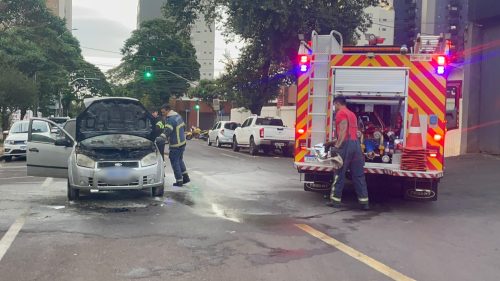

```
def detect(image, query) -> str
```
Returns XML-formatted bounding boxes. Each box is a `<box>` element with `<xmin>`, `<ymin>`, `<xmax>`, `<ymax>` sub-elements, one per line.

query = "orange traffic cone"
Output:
<box><xmin>401</xmin><ymin>108</ymin><xmax>427</xmax><ymax>171</ymax></box>
<box><xmin>405</xmin><ymin>108</ymin><xmax>423</xmax><ymax>150</ymax></box>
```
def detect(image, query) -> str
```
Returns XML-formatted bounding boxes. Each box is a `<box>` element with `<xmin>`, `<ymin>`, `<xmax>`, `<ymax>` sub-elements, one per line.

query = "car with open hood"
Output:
<box><xmin>26</xmin><ymin>97</ymin><xmax>165</xmax><ymax>200</ymax></box>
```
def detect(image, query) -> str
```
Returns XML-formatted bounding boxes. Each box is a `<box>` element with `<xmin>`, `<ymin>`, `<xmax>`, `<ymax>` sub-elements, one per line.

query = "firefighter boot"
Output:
<box><xmin>360</xmin><ymin>203</ymin><xmax>370</xmax><ymax>211</ymax></box>
<box><xmin>183</xmin><ymin>174</ymin><xmax>191</xmax><ymax>184</ymax></box>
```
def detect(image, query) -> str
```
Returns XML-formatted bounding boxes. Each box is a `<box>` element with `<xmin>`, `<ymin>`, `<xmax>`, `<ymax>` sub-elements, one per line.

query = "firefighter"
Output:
<box><xmin>324</xmin><ymin>96</ymin><xmax>370</xmax><ymax>210</ymax></box>
<box><xmin>152</xmin><ymin>110</ymin><xmax>166</xmax><ymax>160</ymax></box>
<box><xmin>160</xmin><ymin>104</ymin><xmax>190</xmax><ymax>187</ymax></box>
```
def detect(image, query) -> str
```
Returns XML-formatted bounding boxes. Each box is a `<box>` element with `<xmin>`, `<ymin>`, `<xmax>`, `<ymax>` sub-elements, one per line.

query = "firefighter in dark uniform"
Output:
<box><xmin>324</xmin><ymin>96</ymin><xmax>370</xmax><ymax>210</ymax></box>
<box><xmin>152</xmin><ymin>110</ymin><xmax>166</xmax><ymax>160</ymax></box>
<box><xmin>160</xmin><ymin>104</ymin><xmax>190</xmax><ymax>187</ymax></box>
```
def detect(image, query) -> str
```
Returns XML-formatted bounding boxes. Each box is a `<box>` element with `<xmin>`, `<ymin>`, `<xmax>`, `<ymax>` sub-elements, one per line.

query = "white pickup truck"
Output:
<box><xmin>233</xmin><ymin>116</ymin><xmax>294</xmax><ymax>156</ymax></box>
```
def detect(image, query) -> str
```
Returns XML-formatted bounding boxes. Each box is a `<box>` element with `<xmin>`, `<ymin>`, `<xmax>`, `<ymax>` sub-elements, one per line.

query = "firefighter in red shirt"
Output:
<box><xmin>325</xmin><ymin>96</ymin><xmax>370</xmax><ymax>210</ymax></box>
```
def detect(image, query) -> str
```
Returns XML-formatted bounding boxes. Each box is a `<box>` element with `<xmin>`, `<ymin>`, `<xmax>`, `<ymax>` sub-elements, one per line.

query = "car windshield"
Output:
<box><xmin>256</xmin><ymin>118</ymin><xmax>283</xmax><ymax>126</ymax></box>
<box><xmin>80</xmin><ymin>134</ymin><xmax>152</xmax><ymax>149</ymax></box>
<box><xmin>224</xmin><ymin>122</ymin><xmax>240</xmax><ymax>130</ymax></box>
<box><xmin>9</xmin><ymin>122</ymin><xmax>29</xmax><ymax>134</ymax></box>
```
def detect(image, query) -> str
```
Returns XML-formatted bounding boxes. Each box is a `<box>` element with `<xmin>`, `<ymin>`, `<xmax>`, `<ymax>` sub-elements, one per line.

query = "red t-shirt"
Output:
<box><xmin>335</xmin><ymin>107</ymin><xmax>358</xmax><ymax>140</ymax></box>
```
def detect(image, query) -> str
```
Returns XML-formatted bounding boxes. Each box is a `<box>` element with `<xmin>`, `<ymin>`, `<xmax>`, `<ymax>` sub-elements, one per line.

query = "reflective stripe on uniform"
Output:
<box><xmin>358</xmin><ymin>197</ymin><xmax>369</xmax><ymax>202</ymax></box>
<box><xmin>165</xmin><ymin>124</ymin><xmax>173</xmax><ymax>130</ymax></box>
<box><xmin>176</xmin><ymin>122</ymin><xmax>185</xmax><ymax>144</ymax></box>
<box><xmin>156</xmin><ymin>121</ymin><xmax>164</xmax><ymax>129</ymax></box>
<box><xmin>170</xmin><ymin>141</ymin><xmax>186</xmax><ymax>148</ymax></box>
<box><xmin>330</xmin><ymin>196</ymin><xmax>341</xmax><ymax>202</ymax></box>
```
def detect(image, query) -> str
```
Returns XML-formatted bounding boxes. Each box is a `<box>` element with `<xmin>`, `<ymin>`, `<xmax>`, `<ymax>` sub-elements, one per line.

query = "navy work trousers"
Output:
<box><xmin>331</xmin><ymin>139</ymin><xmax>369</xmax><ymax>204</ymax></box>
<box><xmin>169</xmin><ymin>145</ymin><xmax>187</xmax><ymax>183</ymax></box>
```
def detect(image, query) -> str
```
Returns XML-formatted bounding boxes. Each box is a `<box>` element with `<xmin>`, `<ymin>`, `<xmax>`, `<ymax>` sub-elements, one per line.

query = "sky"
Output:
<box><xmin>72</xmin><ymin>0</ymin><xmax>241</xmax><ymax>77</ymax></box>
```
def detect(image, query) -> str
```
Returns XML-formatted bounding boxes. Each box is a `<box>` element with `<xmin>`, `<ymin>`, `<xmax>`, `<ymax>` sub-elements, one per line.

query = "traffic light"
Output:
<box><xmin>144</xmin><ymin>67</ymin><xmax>153</xmax><ymax>80</ymax></box>
<box><xmin>194</xmin><ymin>104</ymin><xmax>200</xmax><ymax>111</ymax></box>
<box><xmin>448</xmin><ymin>0</ymin><xmax>461</xmax><ymax>61</ymax></box>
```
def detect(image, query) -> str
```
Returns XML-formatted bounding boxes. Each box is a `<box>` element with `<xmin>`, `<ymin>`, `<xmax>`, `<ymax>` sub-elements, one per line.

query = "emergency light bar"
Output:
<box><xmin>436</xmin><ymin>55</ymin><xmax>447</xmax><ymax>75</ymax></box>
<box><xmin>298</xmin><ymin>55</ymin><xmax>309</xmax><ymax>73</ymax></box>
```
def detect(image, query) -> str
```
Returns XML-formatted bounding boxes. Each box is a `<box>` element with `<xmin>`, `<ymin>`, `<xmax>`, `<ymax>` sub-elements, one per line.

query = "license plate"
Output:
<box><xmin>304</xmin><ymin>155</ymin><xmax>317</xmax><ymax>163</ymax></box>
<box><xmin>20</xmin><ymin>146</ymin><xmax>26</xmax><ymax>150</ymax></box>
<box><xmin>275</xmin><ymin>142</ymin><xmax>285</xmax><ymax>147</ymax></box>
<box><xmin>106</xmin><ymin>168</ymin><xmax>129</xmax><ymax>179</ymax></box>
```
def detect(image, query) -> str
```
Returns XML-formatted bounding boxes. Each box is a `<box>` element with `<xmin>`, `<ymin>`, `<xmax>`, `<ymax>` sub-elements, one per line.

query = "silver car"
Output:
<box><xmin>26</xmin><ymin>97</ymin><xmax>165</xmax><ymax>200</ymax></box>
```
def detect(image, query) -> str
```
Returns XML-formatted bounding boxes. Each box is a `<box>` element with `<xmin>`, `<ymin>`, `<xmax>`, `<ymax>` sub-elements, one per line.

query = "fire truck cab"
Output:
<box><xmin>294</xmin><ymin>31</ymin><xmax>449</xmax><ymax>201</ymax></box>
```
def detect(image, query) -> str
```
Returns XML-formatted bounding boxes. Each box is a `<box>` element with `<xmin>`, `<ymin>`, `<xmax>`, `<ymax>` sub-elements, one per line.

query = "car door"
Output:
<box><xmin>239</xmin><ymin>118</ymin><xmax>252</xmax><ymax>145</ymax></box>
<box><xmin>209</xmin><ymin>122</ymin><xmax>219</xmax><ymax>142</ymax></box>
<box><xmin>27</xmin><ymin>118</ymin><xmax>74</xmax><ymax>178</ymax></box>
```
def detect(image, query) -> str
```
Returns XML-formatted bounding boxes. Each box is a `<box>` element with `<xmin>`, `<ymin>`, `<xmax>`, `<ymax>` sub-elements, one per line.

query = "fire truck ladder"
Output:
<box><xmin>307</xmin><ymin>31</ymin><xmax>343</xmax><ymax>147</ymax></box>
<box><xmin>414</xmin><ymin>33</ymin><xmax>445</xmax><ymax>54</ymax></box>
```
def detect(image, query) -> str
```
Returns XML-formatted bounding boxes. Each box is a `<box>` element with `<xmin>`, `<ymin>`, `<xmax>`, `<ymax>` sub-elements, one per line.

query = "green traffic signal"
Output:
<box><xmin>194</xmin><ymin>104</ymin><xmax>200</xmax><ymax>111</ymax></box>
<box><xmin>144</xmin><ymin>67</ymin><xmax>153</xmax><ymax>80</ymax></box>
<box><xmin>151</xmin><ymin>56</ymin><xmax>157</xmax><ymax>62</ymax></box>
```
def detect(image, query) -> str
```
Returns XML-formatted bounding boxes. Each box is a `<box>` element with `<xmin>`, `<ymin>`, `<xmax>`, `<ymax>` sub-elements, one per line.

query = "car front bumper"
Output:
<box><xmin>3</xmin><ymin>144</ymin><xmax>27</xmax><ymax>157</ymax></box>
<box><xmin>70</xmin><ymin>163</ymin><xmax>164</xmax><ymax>190</ymax></box>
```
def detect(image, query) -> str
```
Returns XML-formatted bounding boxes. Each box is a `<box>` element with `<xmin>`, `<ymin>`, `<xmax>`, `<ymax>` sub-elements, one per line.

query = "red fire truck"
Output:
<box><xmin>294</xmin><ymin>31</ymin><xmax>450</xmax><ymax>201</ymax></box>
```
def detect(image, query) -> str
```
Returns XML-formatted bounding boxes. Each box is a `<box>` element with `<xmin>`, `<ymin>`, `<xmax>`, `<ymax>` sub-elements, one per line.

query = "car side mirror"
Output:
<box><xmin>2</xmin><ymin>130</ymin><xmax>8</xmax><ymax>135</ymax></box>
<box><xmin>54</xmin><ymin>137</ymin><xmax>72</xmax><ymax>147</ymax></box>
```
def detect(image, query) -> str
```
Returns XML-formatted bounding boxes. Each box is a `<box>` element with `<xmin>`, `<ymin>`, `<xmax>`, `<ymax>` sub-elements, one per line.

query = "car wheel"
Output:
<box><xmin>67</xmin><ymin>180</ymin><xmax>80</xmax><ymax>201</ymax></box>
<box><xmin>152</xmin><ymin>186</ymin><xmax>164</xmax><ymax>197</ymax></box>
<box><xmin>216</xmin><ymin>137</ymin><xmax>222</xmax><ymax>148</ymax></box>
<box><xmin>233</xmin><ymin>136</ymin><xmax>240</xmax><ymax>152</ymax></box>
<box><xmin>207</xmin><ymin>137</ymin><xmax>212</xmax><ymax>146</ymax></box>
<box><xmin>4</xmin><ymin>156</ymin><xmax>12</xmax><ymax>162</ymax></box>
<box><xmin>249</xmin><ymin>137</ymin><xmax>258</xmax><ymax>156</ymax></box>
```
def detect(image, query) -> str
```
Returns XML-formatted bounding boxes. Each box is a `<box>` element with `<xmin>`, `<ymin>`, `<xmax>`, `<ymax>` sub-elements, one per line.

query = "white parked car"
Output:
<box><xmin>233</xmin><ymin>116</ymin><xmax>295</xmax><ymax>156</ymax></box>
<box><xmin>3</xmin><ymin>120</ymin><xmax>56</xmax><ymax>162</ymax></box>
<box><xmin>26</xmin><ymin>97</ymin><xmax>165</xmax><ymax>200</ymax></box>
<box><xmin>207</xmin><ymin>121</ymin><xmax>240</xmax><ymax>147</ymax></box>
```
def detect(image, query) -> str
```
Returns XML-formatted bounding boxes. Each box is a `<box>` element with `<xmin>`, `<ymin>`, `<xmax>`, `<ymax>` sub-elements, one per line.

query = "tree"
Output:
<box><xmin>164</xmin><ymin>0</ymin><xmax>378</xmax><ymax>114</ymax></box>
<box><xmin>0</xmin><ymin>65</ymin><xmax>37</xmax><ymax>131</ymax></box>
<box><xmin>109</xmin><ymin>19</ymin><xmax>200</xmax><ymax>106</ymax></box>
<box><xmin>188</xmin><ymin>79</ymin><xmax>225</xmax><ymax>109</ymax></box>
<box><xmin>0</xmin><ymin>0</ymin><xmax>110</xmax><ymax>116</ymax></box>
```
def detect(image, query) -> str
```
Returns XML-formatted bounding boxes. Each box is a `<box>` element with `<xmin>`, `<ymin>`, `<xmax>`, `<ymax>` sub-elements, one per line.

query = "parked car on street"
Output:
<box><xmin>26</xmin><ymin>97</ymin><xmax>165</xmax><ymax>200</ymax></box>
<box><xmin>207</xmin><ymin>121</ymin><xmax>240</xmax><ymax>147</ymax></box>
<box><xmin>233</xmin><ymin>116</ymin><xmax>294</xmax><ymax>156</ymax></box>
<box><xmin>3</xmin><ymin>120</ymin><xmax>56</xmax><ymax>162</ymax></box>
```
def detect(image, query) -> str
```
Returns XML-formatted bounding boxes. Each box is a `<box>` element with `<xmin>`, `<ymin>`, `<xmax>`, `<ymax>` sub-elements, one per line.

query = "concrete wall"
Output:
<box><xmin>461</xmin><ymin>2</ymin><xmax>500</xmax><ymax>154</ymax></box>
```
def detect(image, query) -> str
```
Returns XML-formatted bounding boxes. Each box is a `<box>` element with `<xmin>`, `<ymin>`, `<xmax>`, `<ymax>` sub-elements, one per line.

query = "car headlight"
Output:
<box><xmin>5</xmin><ymin>140</ymin><xmax>14</xmax><ymax>145</ymax></box>
<box><xmin>141</xmin><ymin>152</ymin><xmax>157</xmax><ymax>167</ymax></box>
<box><xmin>76</xmin><ymin>154</ymin><xmax>95</xmax><ymax>168</ymax></box>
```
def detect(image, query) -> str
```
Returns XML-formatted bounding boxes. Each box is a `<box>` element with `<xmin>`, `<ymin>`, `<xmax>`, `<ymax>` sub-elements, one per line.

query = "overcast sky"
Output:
<box><xmin>72</xmin><ymin>0</ymin><xmax>241</xmax><ymax>77</ymax></box>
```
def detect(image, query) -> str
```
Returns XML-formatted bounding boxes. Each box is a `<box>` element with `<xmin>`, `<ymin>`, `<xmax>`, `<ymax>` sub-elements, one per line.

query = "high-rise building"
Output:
<box><xmin>137</xmin><ymin>0</ymin><xmax>216</xmax><ymax>80</ymax></box>
<box><xmin>45</xmin><ymin>0</ymin><xmax>72</xmax><ymax>30</ymax></box>
<box><xmin>357</xmin><ymin>0</ymin><xmax>395</xmax><ymax>46</ymax></box>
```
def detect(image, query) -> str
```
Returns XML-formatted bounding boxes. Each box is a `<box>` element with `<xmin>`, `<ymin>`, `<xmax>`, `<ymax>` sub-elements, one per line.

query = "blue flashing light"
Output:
<box><xmin>300</xmin><ymin>65</ymin><xmax>308</xmax><ymax>72</ymax></box>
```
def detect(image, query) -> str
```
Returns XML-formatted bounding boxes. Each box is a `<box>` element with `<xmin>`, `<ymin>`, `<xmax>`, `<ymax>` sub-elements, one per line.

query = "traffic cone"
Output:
<box><xmin>405</xmin><ymin>108</ymin><xmax>423</xmax><ymax>150</ymax></box>
<box><xmin>401</xmin><ymin>108</ymin><xmax>427</xmax><ymax>171</ymax></box>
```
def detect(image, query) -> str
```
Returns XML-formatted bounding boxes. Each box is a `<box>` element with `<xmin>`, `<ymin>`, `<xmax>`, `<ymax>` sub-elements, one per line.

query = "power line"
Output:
<box><xmin>81</xmin><ymin>46</ymin><xmax>216</xmax><ymax>60</ymax></box>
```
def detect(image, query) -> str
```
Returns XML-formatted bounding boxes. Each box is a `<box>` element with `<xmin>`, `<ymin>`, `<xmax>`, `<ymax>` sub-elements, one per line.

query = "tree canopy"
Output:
<box><xmin>109</xmin><ymin>19</ymin><xmax>200</xmax><ymax>109</ymax></box>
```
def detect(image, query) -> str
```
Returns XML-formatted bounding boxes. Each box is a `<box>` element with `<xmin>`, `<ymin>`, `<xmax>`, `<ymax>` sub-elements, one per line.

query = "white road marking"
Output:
<box><xmin>41</xmin><ymin>177</ymin><xmax>53</xmax><ymax>188</ymax></box>
<box><xmin>0</xmin><ymin>176</ymin><xmax>34</xmax><ymax>180</ymax></box>
<box><xmin>221</xmin><ymin>153</ymin><xmax>241</xmax><ymax>160</ymax></box>
<box><xmin>211</xmin><ymin>203</ymin><xmax>241</xmax><ymax>223</ymax></box>
<box><xmin>0</xmin><ymin>209</ymin><xmax>29</xmax><ymax>262</ymax></box>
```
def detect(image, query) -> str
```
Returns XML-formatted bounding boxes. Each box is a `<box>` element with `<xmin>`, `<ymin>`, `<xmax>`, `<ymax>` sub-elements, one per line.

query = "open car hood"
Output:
<box><xmin>76</xmin><ymin>97</ymin><xmax>155</xmax><ymax>142</ymax></box>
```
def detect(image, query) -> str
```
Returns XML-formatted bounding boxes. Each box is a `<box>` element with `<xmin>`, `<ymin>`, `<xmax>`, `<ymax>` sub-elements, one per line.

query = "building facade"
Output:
<box><xmin>137</xmin><ymin>0</ymin><xmax>216</xmax><ymax>80</ymax></box>
<box><xmin>357</xmin><ymin>0</ymin><xmax>395</xmax><ymax>46</ymax></box>
<box><xmin>461</xmin><ymin>0</ymin><xmax>500</xmax><ymax>154</ymax></box>
<box><xmin>45</xmin><ymin>0</ymin><xmax>72</xmax><ymax>30</ymax></box>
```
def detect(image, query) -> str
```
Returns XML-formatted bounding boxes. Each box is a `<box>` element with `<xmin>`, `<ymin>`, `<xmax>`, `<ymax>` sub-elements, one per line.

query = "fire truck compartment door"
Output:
<box><xmin>333</xmin><ymin>67</ymin><xmax>408</xmax><ymax>97</ymax></box>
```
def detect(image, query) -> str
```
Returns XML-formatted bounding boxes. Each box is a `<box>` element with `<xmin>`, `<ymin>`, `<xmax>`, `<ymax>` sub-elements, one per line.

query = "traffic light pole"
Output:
<box><xmin>197</xmin><ymin>109</ymin><xmax>200</xmax><ymax>128</ymax></box>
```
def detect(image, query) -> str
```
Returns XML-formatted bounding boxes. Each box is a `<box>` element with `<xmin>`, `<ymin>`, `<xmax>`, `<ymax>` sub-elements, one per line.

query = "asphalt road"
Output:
<box><xmin>0</xmin><ymin>141</ymin><xmax>499</xmax><ymax>281</ymax></box>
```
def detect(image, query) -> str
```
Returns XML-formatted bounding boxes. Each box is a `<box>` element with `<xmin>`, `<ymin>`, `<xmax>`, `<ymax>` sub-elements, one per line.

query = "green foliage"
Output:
<box><xmin>0</xmin><ymin>0</ymin><xmax>111</xmax><ymax>117</ymax></box>
<box><xmin>188</xmin><ymin>79</ymin><xmax>225</xmax><ymax>109</ymax></box>
<box><xmin>164</xmin><ymin>0</ymin><xmax>378</xmax><ymax>114</ymax></box>
<box><xmin>109</xmin><ymin>19</ymin><xmax>200</xmax><ymax>105</ymax></box>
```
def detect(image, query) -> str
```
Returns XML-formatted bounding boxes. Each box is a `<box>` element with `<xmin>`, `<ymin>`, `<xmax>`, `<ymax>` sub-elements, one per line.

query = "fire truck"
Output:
<box><xmin>294</xmin><ymin>31</ymin><xmax>450</xmax><ymax>201</ymax></box>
